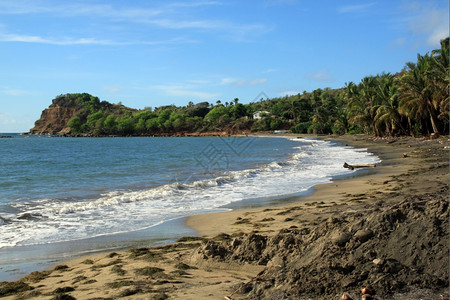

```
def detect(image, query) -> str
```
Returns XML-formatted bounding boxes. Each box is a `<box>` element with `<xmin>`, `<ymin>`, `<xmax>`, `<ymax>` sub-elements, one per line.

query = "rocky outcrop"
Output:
<box><xmin>29</xmin><ymin>104</ymin><xmax>77</xmax><ymax>135</ymax></box>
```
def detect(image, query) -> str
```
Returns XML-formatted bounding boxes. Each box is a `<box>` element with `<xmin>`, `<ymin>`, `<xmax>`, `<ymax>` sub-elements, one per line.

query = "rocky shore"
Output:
<box><xmin>0</xmin><ymin>135</ymin><xmax>448</xmax><ymax>300</ymax></box>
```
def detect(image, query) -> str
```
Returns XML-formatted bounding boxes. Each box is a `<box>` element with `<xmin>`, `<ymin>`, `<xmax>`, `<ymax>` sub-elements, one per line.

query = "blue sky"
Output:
<box><xmin>0</xmin><ymin>0</ymin><xmax>448</xmax><ymax>132</ymax></box>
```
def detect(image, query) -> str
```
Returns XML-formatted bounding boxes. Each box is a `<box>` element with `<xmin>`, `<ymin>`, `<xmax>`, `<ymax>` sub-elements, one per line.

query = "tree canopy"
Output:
<box><xmin>61</xmin><ymin>38</ymin><xmax>448</xmax><ymax>137</ymax></box>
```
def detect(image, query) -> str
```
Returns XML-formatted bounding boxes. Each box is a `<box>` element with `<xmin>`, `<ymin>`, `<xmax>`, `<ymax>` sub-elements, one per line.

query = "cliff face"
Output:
<box><xmin>29</xmin><ymin>104</ymin><xmax>78</xmax><ymax>135</ymax></box>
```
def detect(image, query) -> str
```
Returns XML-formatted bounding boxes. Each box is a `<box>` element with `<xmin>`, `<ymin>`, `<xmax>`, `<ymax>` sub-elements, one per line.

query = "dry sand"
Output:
<box><xmin>0</xmin><ymin>134</ymin><xmax>448</xmax><ymax>300</ymax></box>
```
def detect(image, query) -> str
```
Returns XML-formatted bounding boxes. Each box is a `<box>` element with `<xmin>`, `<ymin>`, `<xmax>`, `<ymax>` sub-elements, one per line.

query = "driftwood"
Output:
<box><xmin>343</xmin><ymin>162</ymin><xmax>377</xmax><ymax>170</ymax></box>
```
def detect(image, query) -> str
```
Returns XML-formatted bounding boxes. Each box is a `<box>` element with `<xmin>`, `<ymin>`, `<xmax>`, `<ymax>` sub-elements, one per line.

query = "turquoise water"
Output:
<box><xmin>0</xmin><ymin>134</ymin><xmax>380</xmax><ymax>280</ymax></box>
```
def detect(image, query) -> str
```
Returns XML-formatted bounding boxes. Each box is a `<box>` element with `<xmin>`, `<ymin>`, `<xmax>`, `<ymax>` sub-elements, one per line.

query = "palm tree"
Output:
<box><xmin>399</xmin><ymin>54</ymin><xmax>440</xmax><ymax>135</ymax></box>
<box><xmin>429</xmin><ymin>37</ymin><xmax>449</xmax><ymax>128</ymax></box>
<box><xmin>373</xmin><ymin>74</ymin><xmax>403</xmax><ymax>136</ymax></box>
<box><xmin>346</xmin><ymin>77</ymin><xmax>381</xmax><ymax>135</ymax></box>
<box><xmin>346</xmin><ymin>82</ymin><xmax>370</xmax><ymax>133</ymax></box>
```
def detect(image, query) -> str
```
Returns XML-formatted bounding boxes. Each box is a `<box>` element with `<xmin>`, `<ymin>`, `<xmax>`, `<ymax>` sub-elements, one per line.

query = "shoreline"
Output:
<box><xmin>1</xmin><ymin>134</ymin><xmax>448</xmax><ymax>299</ymax></box>
<box><xmin>184</xmin><ymin>134</ymin><xmax>406</xmax><ymax>238</ymax></box>
<box><xmin>0</xmin><ymin>134</ymin><xmax>371</xmax><ymax>281</ymax></box>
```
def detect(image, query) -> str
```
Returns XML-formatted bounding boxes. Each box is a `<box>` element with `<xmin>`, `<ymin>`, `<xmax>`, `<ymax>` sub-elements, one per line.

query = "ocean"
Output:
<box><xmin>0</xmin><ymin>134</ymin><xmax>380</xmax><ymax>280</ymax></box>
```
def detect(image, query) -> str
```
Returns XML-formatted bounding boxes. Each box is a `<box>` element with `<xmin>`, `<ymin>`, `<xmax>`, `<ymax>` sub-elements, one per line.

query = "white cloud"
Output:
<box><xmin>152</xmin><ymin>84</ymin><xmax>219</xmax><ymax>100</ymax></box>
<box><xmin>221</xmin><ymin>77</ymin><xmax>268</xmax><ymax>87</ymax></box>
<box><xmin>233</xmin><ymin>79</ymin><xmax>247</xmax><ymax>86</ymax></box>
<box><xmin>399</xmin><ymin>2</ymin><xmax>449</xmax><ymax>47</ymax></box>
<box><xmin>411</xmin><ymin>9</ymin><xmax>448</xmax><ymax>47</ymax></box>
<box><xmin>387</xmin><ymin>37</ymin><xmax>406</xmax><ymax>49</ymax></box>
<box><xmin>0</xmin><ymin>31</ymin><xmax>197</xmax><ymax>46</ymax></box>
<box><xmin>102</xmin><ymin>86</ymin><xmax>121</xmax><ymax>93</ymax></box>
<box><xmin>0</xmin><ymin>85</ymin><xmax>32</xmax><ymax>96</ymax></box>
<box><xmin>264</xmin><ymin>0</ymin><xmax>298</xmax><ymax>6</ymax></box>
<box><xmin>338</xmin><ymin>3</ymin><xmax>376</xmax><ymax>14</ymax></box>
<box><xmin>249</xmin><ymin>78</ymin><xmax>268</xmax><ymax>85</ymax></box>
<box><xmin>0</xmin><ymin>1</ymin><xmax>269</xmax><ymax>42</ymax></box>
<box><xmin>304</xmin><ymin>69</ymin><xmax>334</xmax><ymax>82</ymax></box>
<box><xmin>0</xmin><ymin>113</ymin><xmax>34</xmax><ymax>133</ymax></box>
<box><xmin>279</xmin><ymin>90</ymin><xmax>300</xmax><ymax>97</ymax></box>
<box><xmin>262</xmin><ymin>68</ymin><xmax>278</xmax><ymax>74</ymax></box>
<box><xmin>220</xmin><ymin>77</ymin><xmax>236</xmax><ymax>85</ymax></box>
<box><xmin>0</xmin><ymin>33</ymin><xmax>117</xmax><ymax>45</ymax></box>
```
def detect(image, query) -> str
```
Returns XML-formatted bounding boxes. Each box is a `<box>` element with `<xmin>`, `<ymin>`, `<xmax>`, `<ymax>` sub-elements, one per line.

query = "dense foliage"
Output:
<box><xmin>64</xmin><ymin>38</ymin><xmax>448</xmax><ymax>137</ymax></box>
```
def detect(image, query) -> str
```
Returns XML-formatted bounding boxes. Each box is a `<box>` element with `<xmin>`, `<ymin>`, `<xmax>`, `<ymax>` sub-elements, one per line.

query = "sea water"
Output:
<box><xmin>0</xmin><ymin>134</ymin><xmax>380</xmax><ymax>279</ymax></box>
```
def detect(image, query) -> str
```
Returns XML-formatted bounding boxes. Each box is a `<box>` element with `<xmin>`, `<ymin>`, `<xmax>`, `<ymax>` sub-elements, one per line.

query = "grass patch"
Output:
<box><xmin>82</xmin><ymin>259</ymin><xmax>94</xmax><ymax>264</ymax></box>
<box><xmin>111</xmin><ymin>265</ymin><xmax>126</xmax><ymax>276</ymax></box>
<box><xmin>83</xmin><ymin>279</ymin><xmax>97</xmax><ymax>284</ymax></box>
<box><xmin>90</xmin><ymin>259</ymin><xmax>122</xmax><ymax>271</ymax></box>
<box><xmin>151</xmin><ymin>293</ymin><xmax>169</xmax><ymax>300</ymax></box>
<box><xmin>128</xmin><ymin>247</ymin><xmax>151</xmax><ymax>258</ymax></box>
<box><xmin>52</xmin><ymin>286</ymin><xmax>75</xmax><ymax>294</ymax></box>
<box><xmin>23</xmin><ymin>270</ymin><xmax>53</xmax><ymax>283</ymax></box>
<box><xmin>106</xmin><ymin>280</ymin><xmax>135</xmax><ymax>289</ymax></box>
<box><xmin>50</xmin><ymin>294</ymin><xmax>76</xmax><ymax>300</ymax></box>
<box><xmin>107</xmin><ymin>252</ymin><xmax>119</xmax><ymax>258</ymax></box>
<box><xmin>177</xmin><ymin>236</ymin><xmax>206</xmax><ymax>242</ymax></box>
<box><xmin>0</xmin><ymin>281</ymin><xmax>33</xmax><ymax>296</ymax></box>
<box><xmin>128</xmin><ymin>247</ymin><xmax>164</xmax><ymax>261</ymax></box>
<box><xmin>174</xmin><ymin>262</ymin><xmax>196</xmax><ymax>270</ymax></box>
<box><xmin>260</xmin><ymin>217</ymin><xmax>275</xmax><ymax>222</ymax></box>
<box><xmin>53</xmin><ymin>265</ymin><xmax>70</xmax><ymax>271</ymax></box>
<box><xmin>135</xmin><ymin>267</ymin><xmax>167</xmax><ymax>279</ymax></box>
<box><xmin>119</xmin><ymin>288</ymin><xmax>141</xmax><ymax>297</ymax></box>
<box><xmin>170</xmin><ymin>270</ymin><xmax>191</xmax><ymax>277</ymax></box>
<box><xmin>233</xmin><ymin>218</ymin><xmax>250</xmax><ymax>225</ymax></box>
<box><xmin>72</xmin><ymin>276</ymin><xmax>87</xmax><ymax>284</ymax></box>
<box><xmin>155</xmin><ymin>243</ymin><xmax>201</xmax><ymax>252</ymax></box>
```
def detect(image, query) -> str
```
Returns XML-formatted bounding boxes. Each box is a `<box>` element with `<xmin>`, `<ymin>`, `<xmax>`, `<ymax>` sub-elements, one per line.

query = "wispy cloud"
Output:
<box><xmin>0</xmin><ymin>33</ymin><xmax>116</xmax><ymax>45</ymax></box>
<box><xmin>249</xmin><ymin>78</ymin><xmax>268</xmax><ymax>85</ymax></box>
<box><xmin>264</xmin><ymin>0</ymin><xmax>299</xmax><ymax>7</ymax></box>
<box><xmin>279</xmin><ymin>90</ymin><xmax>300</xmax><ymax>97</ymax></box>
<box><xmin>409</xmin><ymin>7</ymin><xmax>449</xmax><ymax>46</ymax></box>
<box><xmin>387</xmin><ymin>37</ymin><xmax>406</xmax><ymax>49</ymax></box>
<box><xmin>233</xmin><ymin>79</ymin><xmax>247</xmax><ymax>87</ymax></box>
<box><xmin>152</xmin><ymin>84</ymin><xmax>219</xmax><ymax>100</ymax></box>
<box><xmin>338</xmin><ymin>3</ymin><xmax>376</xmax><ymax>14</ymax></box>
<box><xmin>0</xmin><ymin>1</ymin><xmax>269</xmax><ymax>42</ymax></box>
<box><xmin>391</xmin><ymin>2</ymin><xmax>449</xmax><ymax>48</ymax></box>
<box><xmin>221</xmin><ymin>77</ymin><xmax>268</xmax><ymax>87</ymax></box>
<box><xmin>262</xmin><ymin>68</ymin><xmax>278</xmax><ymax>74</ymax></box>
<box><xmin>0</xmin><ymin>85</ymin><xmax>32</xmax><ymax>96</ymax></box>
<box><xmin>102</xmin><ymin>85</ymin><xmax>122</xmax><ymax>93</ymax></box>
<box><xmin>0</xmin><ymin>31</ymin><xmax>196</xmax><ymax>46</ymax></box>
<box><xmin>304</xmin><ymin>69</ymin><xmax>334</xmax><ymax>82</ymax></box>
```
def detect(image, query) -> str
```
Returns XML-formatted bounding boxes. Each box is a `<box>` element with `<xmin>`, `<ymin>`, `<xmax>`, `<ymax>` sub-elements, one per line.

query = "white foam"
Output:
<box><xmin>0</xmin><ymin>138</ymin><xmax>380</xmax><ymax>249</ymax></box>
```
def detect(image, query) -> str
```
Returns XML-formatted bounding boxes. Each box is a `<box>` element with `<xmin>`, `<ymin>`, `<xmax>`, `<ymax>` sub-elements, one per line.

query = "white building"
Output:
<box><xmin>253</xmin><ymin>110</ymin><xmax>270</xmax><ymax>120</ymax></box>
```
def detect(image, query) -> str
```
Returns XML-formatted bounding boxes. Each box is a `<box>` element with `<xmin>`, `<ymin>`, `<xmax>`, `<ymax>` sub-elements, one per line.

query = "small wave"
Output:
<box><xmin>0</xmin><ymin>138</ymin><xmax>381</xmax><ymax>248</ymax></box>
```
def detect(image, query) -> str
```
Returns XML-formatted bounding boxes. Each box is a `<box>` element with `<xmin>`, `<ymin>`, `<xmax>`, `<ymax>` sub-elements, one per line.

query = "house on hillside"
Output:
<box><xmin>253</xmin><ymin>110</ymin><xmax>271</xmax><ymax>120</ymax></box>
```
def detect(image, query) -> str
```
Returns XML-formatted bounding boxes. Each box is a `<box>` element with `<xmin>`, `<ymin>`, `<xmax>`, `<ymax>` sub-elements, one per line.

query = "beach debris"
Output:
<box><xmin>343</xmin><ymin>162</ymin><xmax>376</xmax><ymax>170</ymax></box>
<box><xmin>361</xmin><ymin>287</ymin><xmax>373</xmax><ymax>295</ymax></box>
<box><xmin>360</xmin><ymin>287</ymin><xmax>376</xmax><ymax>300</ymax></box>
<box><xmin>331</xmin><ymin>231</ymin><xmax>352</xmax><ymax>246</ymax></box>
<box><xmin>354</xmin><ymin>229</ymin><xmax>374</xmax><ymax>243</ymax></box>
<box><xmin>340</xmin><ymin>292</ymin><xmax>354</xmax><ymax>300</ymax></box>
<box><xmin>402</xmin><ymin>153</ymin><xmax>408</xmax><ymax>158</ymax></box>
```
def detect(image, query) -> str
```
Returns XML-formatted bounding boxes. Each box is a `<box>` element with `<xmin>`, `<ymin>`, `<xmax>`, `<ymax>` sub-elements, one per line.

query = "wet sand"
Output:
<box><xmin>1</xmin><ymin>134</ymin><xmax>448</xmax><ymax>300</ymax></box>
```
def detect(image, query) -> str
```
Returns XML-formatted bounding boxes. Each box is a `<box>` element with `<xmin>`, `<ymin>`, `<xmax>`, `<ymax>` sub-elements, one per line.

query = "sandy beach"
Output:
<box><xmin>0</xmin><ymin>134</ymin><xmax>448</xmax><ymax>300</ymax></box>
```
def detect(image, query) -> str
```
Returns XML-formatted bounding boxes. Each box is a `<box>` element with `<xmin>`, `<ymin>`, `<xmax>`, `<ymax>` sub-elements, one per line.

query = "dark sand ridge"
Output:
<box><xmin>0</xmin><ymin>134</ymin><xmax>448</xmax><ymax>300</ymax></box>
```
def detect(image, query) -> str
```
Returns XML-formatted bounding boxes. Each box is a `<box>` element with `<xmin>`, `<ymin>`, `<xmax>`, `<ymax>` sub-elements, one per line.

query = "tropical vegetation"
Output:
<box><xmin>61</xmin><ymin>38</ymin><xmax>448</xmax><ymax>137</ymax></box>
